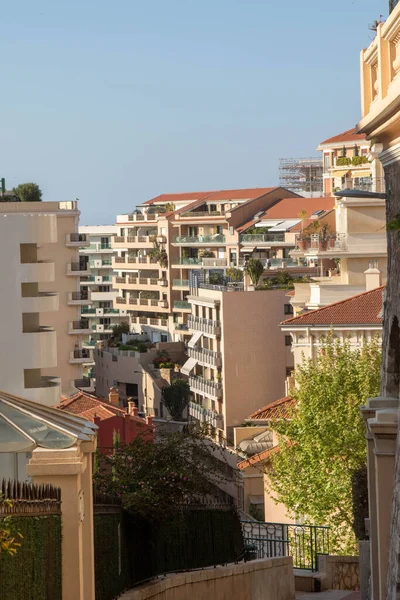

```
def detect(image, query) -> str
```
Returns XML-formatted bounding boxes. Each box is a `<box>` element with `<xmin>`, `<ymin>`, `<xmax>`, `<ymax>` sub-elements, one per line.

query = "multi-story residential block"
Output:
<box><xmin>0</xmin><ymin>200</ymin><xmax>88</xmax><ymax>399</ymax></box>
<box><xmin>112</xmin><ymin>187</ymin><xmax>301</xmax><ymax>341</ymax></box>
<box><xmin>78</xmin><ymin>225</ymin><xmax>129</xmax><ymax>377</ymax></box>
<box><xmin>318</xmin><ymin>127</ymin><xmax>383</xmax><ymax>196</ymax></box>
<box><xmin>182</xmin><ymin>282</ymin><xmax>294</xmax><ymax>444</ymax></box>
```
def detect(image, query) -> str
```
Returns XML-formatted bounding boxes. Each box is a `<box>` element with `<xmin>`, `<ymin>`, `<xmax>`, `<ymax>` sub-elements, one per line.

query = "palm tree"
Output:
<box><xmin>298</xmin><ymin>209</ymin><xmax>308</xmax><ymax>232</ymax></box>
<box><xmin>245</xmin><ymin>258</ymin><xmax>264</xmax><ymax>287</ymax></box>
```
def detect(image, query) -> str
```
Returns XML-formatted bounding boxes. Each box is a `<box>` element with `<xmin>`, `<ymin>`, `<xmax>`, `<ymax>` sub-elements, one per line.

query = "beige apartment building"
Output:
<box><xmin>78</xmin><ymin>225</ymin><xmax>128</xmax><ymax>381</ymax></box>
<box><xmin>182</xmin><ymin>283</ymin><xmax>294</xmax><ymax>444</ymax></box>
<box><xmin>318</xmin><ymin>127</ymin><xmax>383</xmax><ymax>196</ymax></box>
<box><xmin>0</xmin><ymin>200</ymin><xmax>88</xmax><ymax>404</ymax></box>
<box><xmin>112</xmin><ymin>187</ymin><xmax>301</xmax><ymax>342</ymax></box>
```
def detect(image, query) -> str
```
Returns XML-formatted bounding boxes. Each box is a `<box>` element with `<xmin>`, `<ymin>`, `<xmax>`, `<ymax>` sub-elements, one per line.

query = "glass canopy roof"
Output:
<box><xmin>0</xmin><ymin>391</ymin><xmax>98</xmax><ymax>452</ymax></box>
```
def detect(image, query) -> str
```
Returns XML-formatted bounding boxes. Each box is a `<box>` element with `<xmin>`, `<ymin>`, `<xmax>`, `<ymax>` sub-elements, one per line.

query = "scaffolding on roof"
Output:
<box><xmin>279</xmin><ymin>157</ymin><xmax>323</xmax><ymax>196</ymax></box>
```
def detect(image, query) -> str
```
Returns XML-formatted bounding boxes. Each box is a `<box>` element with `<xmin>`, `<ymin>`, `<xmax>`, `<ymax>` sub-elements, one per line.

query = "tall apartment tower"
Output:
<box><xmin>0</xmin><ymin>200</ymin><xmax>89</xmax><ymax>400</ymax></box>
<box><xmin>78</xmin><ymin>225</ymin><xmax>128</xmax><ymax>378</ymax></box>
<box><xmin>113</xmin><ymin>187</ymin><xmax>299</xmax><ymax>342</ymax></box>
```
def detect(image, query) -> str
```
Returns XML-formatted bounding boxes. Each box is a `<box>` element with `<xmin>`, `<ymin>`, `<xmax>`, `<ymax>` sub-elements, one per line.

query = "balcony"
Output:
<box><xmin>116</xmin><ymin>276</ymin><xmax>164</xmax><ymax>291</ymax></box>
<box><xmin>173</xmin><ymin>235</ymin><xmax>226</xmax><ymax>245</ymax></box>
<box><xmin>188</xmin><ymin>315</ymin><xmax>221</xmax><ymax>336</ymax></box>
<box><xmin>172</xmin><ymin>279</ymin><xmax>190</xmax><ymax>290</ymax></box>
<box><xmin>83</xmin><ymin>339</ymin><xmax>97</xmax><ymax>348</ymax></box>
<box><xmin>22</xmin><ymin>327</ymin><xmax>57</xmax><ymax>369</ymax></box>
<box><xmin>189</xmin><ymin>375</ymin><xmax>222</xmax><ymax>400</ymax></box>
<box><xmin>66</xmin><ymin>233</ymin><xmax>90</xmax><ymax>247</ymax></box>
<box><xmin>116</xmin><ymin>297</ymin><xmax>127</xmax><ymax>305</ymax></box>
<box><xmin>21</xmin><ymin>292</ymin><xmax>59</xmax><ymax>313</ymax></box>
<box><xmin>67</xmin><ymin>261</ymin><xmax>90</xmax><ymax>277</ymax></box>
<box><xmin>293</xmin><ymin>232</ymin><xmax>387</xmax><ymax>257</ymax></box>
<box><xmin>172</xmin><ymin>257</ymin><xmax>203</xmax><ymax>267</ymax></box>
<box><xmin>89</xmin><ymin>259</ymin><xmax>113</xmax><ymax>269</ymax></box>
<box><xmin>68</xmin><ymin>320</ymin><xmax>92</xmax><ymax>335</ymax></box>
<box><xmin>335</xmin><ymin>177</ymin><xmax>386</xmax><ymax>194</ymax></box>
<box><xmin>128</xmin><ymin>298</ymin><xmax>169</xmax><ymax>312</ymax></box>
<box><xmin>81</xmin><ymin>275</ymin><xmax>112</xmax><ymax>285</ymax></box>
<box><xmin>25</xmin><ymin>376</ymin><xmax>61</xmax><ymax>407</ymax></box>
<box><xmin>127</xmin><ymin>213</ymin><xmax>157</xmax><ymax>222</ymax></box>
<box><xmin>173</xmin><ymin>323</ymin><xmax>189</xmax><ymax>334</ymax></box>
<box><xmin>69</xmin><ymin>349</ymin><xmax>93</xmax><ymax>364</ymax></box>
<box><xmin>188</xmin><ymin>346</ymin><xmax>222</xmax><ymax>368</ymax></box>
<box><xmin>112</xmin><ymin>255</ymin><xmax>158</xmax><ymax>268</ymax></box>
<box><xmin>21</xmin><ymin>261</ymin><xmax>55</xmax><ymax>283</ymax></box>
<box><xmin>68</xmin><ymin>291</ymin><xmax>91</xmax><ymax>306</ymax></box>
<box><xmin>189</xmin><ymin>401</ymin><xmax>224</xmax><ymax>429</ymax></box>
<box><xmin>173</xmin><ymin>300</ymin><xmax>192</xmax><ymax>312</ymax></box>
<box><xmin>239</xmin><ymin>233</ymin><xmax>286</xmax><ymax>245</ymax></box>
<box><xmin>171</xmin><ymin>257</ymin><xmax>227</xmax><ymax>269</ymax></box>
<box><xmin>131</xmin><ymin>316</ymin><xmax>168</xmax><ymax>327</ymax></box>
<box><xmin>112</xmin><ymin>235</ymin><xmax>154</xmax><ymax>249</ymax></box>
<box><xmin>179</xmin><ymin>210</ymin><xmax>223</xmax><ymax>219</ymax></box>
<box><xmin>74</xmin><ymin>378</ymin><xmax>93</xmax><ymax>391</ymax></box>
<box><xmin>81</xmin><ymin>307</ymin><xmax>96</xmax><ymax>315</ymax></box>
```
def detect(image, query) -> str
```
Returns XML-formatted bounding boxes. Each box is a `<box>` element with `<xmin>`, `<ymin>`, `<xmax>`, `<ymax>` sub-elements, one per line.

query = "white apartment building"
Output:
<box><xmin>78</xmin><ymin>225</ymin><xmax>128</xmax><ymax>378</ymax></box>
<box><xmin>0</xmin><ymin>200</ymin><xmax>88</xmax><ymax>403</ymax></box>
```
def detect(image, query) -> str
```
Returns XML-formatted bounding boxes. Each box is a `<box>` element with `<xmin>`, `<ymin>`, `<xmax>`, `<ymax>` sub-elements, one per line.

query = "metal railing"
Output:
<box><xmin>295</xmin><ymin>233</ymin><xmax>347</xmax><ymax>253</ymax></box>
<box><xmin>69</xmin><ymin>233</ymin><xmax>88</xmax><ymax>243</ymax></box>
<box><xmin>240</xmin><ymin>233</ymin><xmax>285</xmax><ymax>243</ymax></box>
<box><xmin>241</xmin><ymin>521</ymin><xmax>329</xmax><ymax>571</ymax></box>
<box><xmin>241</xmin><ymin>521</ymin><xmax>329</xmax><ymax>572</ymax></box>
<box><xmin>189</xmin><ymin>401</ymin><xmax>224</xmax><ymax>428</ymax></box>
<box><xmin>174</xmin><ymin>235</ymin><xmax>226</xmax><ymax>244</ymax></box>
<box><xmin>173</xmin><ymin>257</ymin><xmax>203</xmax><ymax>265</ymax></box>
<box><xmin>340</xmin><ymin>177</ymin><xmax>386</xmax><ymax>194</ymax></box>
<box><xmin>189</xmin><ymin>375</ymin><xmax>223</xmax><ymax>398</ymax></box>
<box><xmin>71</xmin><ymin>291</ymin><xmax>89</xmax><ymax>301</ymax></box>
<box><xmin>188</xmin><ymin>346</ymin><xmax>222</xmax><ymax>367</ymax></box>
<box><xmin>180</xmin><ymin>211</ymin><xmax>223</xmax><ymax>218</ymax></box>
<box><xmin>71</xmin><ymin>320</ymin><xmax>89</xmax><ymax>330</ymax></box>
<box><xmin>188</xmin><ymin>314</ymin><xmax>221</xmax><ymax>335</ymax></box>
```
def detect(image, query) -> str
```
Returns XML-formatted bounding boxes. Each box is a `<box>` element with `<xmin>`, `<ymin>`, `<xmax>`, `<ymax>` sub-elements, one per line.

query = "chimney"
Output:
<box><xmin>146</xmin><ymin>415</ymin><xmax>153</xmax><ymax>427</ymax></box>
<box><xmin>285</xmin><ymin>375</ymin><xmax>295</xmax><ymax>396</ymax></box>
<box><xmin>364</xmin><ymin>263</ymin><xmax>382</xmax><ymax>291</ymax></box>
<box><xmin>127</xmin><ymin>398</ymin><xmax>139</xmax><ymax>416</ymax></box>
<box><xmin>108</xmin><ymin>387</ymin><xmax>120</xmax><ymax>406</ymax></box>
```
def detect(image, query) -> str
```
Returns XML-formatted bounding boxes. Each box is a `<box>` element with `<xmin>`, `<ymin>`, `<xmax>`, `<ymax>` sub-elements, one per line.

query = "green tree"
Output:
<box><xmin>268</xmin><ymin>334</ymin><xmax>381</xmax><ymax>554</ymax></box>
<box><xmin>162</xmin><ymin>378</ymin><xmax>190</xmax><ymax>421</ymax></box>
<box><xmin>244</xmin><ymin>258</ymin><xmax>264</xmax><ymax>287</ymax></box>
<box><xmin>226</xmin><ymin>267</ymin><xmax>244</xmax><ymax>282</ymax></box>
<box><xmin>12</xmin><ymin>183</ymin><xmax>42</xmax><ymax>202</ymax></box>
<box><xmin>94</xmin><ymin>426</ymin><xmax>238</xmax><ymax>519</ymax></box>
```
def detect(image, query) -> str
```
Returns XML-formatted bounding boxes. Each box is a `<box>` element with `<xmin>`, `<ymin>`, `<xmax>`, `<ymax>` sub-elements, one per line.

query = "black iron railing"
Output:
<box><xmin>241</xmin><ymin>520</ymin><xmax>330</xmax><ymax>572</ymax></box>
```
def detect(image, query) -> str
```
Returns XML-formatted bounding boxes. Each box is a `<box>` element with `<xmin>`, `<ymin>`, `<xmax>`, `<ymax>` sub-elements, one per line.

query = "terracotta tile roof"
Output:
<box><xmin>286</xmin><ymin>290</ymin><xmax>295</xmax><ymax>297</ymax></box>
<box><xmin>319</xmin><ymin>127</ymin><xmax>366</xmax><ymax>146</ymax></box>
<box><xmin>143</xmin><ymin>187</ymin><xmax>278</xmax><ymax>206</ymax></box>
<box><xmin>248</xmin><ymin>396</ymin><xmax>296</xmax><ymax>421</ymax></box>
<box><xmin>289</xmin><ymin>214</ymin><xmax>334</xmax><ymax>233</ymax></box>
<box><xmin>262</xmin><ymin>197</ymin><xmax>335</xmax><ymax>220</ymax></box>
<box><xmin>58</xmin><ymin>391</ymin><xmax>145</xmax><ymax>423</ymax></box>
<box><xmin>281</xmin><ymin>286</ymin><xmax>385</xmax><ymax>327</ymax></box>
<box><xmin>238</xmin><ymin>444</ymin><xmax>281</xmax><ymax>470</ymax></box>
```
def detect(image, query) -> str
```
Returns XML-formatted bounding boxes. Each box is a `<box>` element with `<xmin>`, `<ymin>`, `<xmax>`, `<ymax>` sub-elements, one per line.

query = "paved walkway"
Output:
<box><xmin>296</xmin><ymin>591</ymin><xmax>360</xmax><ymax>599</ymax></box>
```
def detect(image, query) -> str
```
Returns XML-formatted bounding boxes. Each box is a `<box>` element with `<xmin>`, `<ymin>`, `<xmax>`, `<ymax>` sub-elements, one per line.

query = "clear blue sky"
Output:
<box><xmin>0</xmin><ymin>0</ymin><xmax>387</xmax><ymax>224</ymax></box>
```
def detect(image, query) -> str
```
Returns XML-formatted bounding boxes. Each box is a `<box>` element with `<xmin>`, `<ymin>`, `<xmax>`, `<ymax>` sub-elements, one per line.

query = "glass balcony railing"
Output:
<box><xmin>173</xmin><ymin>279</ymin><xmax>190</xmax><ymax>287</ymax></box>
<box><xmin>174</xmin><ymin>301</ymin><xmax>191</xmax><ymax>309</ymax></box>
<box><xmin>240</xmin><ymin>233</ymin><xmax>285</xmax><ymax>243</ymax></box>
<box><xmin>172</xmin><ymin>257</ymin><xmax>203</xmax><ymax>265</ymax></box>
<box><xmin>174</xmin><ymin>235</ymin><xmax>226</xmax><ymax>244</ymax></box>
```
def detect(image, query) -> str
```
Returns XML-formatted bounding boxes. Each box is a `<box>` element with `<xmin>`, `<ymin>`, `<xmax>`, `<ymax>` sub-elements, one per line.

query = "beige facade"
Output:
<box><xmin>185</xmin><ymin>286</ymin><xmax>293</xmax><ymax>443</ymax></box>
<box><xmin>112</xmin><ymin>187</ymin><xmax>299</xmax><ymax>343</ymax></box>
<box><xmin>0</xmin><ymin>200</ymin><xmax>87</xmax><ymax>403</ymax></box>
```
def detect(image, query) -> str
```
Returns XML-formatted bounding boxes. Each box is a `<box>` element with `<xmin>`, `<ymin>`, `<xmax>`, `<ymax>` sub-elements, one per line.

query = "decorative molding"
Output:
<box><xmin>379</xmin><ymin>143</ymin><xmax>400</xmax><ymax>166</ymax></box>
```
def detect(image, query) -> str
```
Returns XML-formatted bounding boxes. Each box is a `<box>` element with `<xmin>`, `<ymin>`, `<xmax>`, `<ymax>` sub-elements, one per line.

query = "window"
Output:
<box><xmin>284</xmin><ymin>304</ymin><xmax>293</xmax><ymax>315</ymax></box>
<box><xmin>286</xmin><ymin>367</ymin><xmax>294</xmax><ymax>377</ymax></box>
<box><xmin>161</xmin><ymin>334</ymin><xmax>168</xmax><ymax>342</ymax></box>
<box><xmin>101</xmin><ymin>236</ymin><xmax>111</xmax><ymax>249</ymax></box>
<box><xmin>323</xmin><ymin>154</ymin><xmax>330</xmax><ymax>171</ymax></box>
<box><xmin>285</xmin><ymin>335</ymin><xmax>292</xmax><ymax>346</ymax></box>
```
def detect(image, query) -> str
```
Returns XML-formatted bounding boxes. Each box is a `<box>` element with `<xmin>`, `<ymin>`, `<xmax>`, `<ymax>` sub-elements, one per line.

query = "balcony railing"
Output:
<box><xmin>240</xmin><ymin>233</ymin><xmax>285</xmax><ymax>243</ymax></box>
<box><xmin>174</xmin><ymin>323</ymin><xmax>189</xmax><ymax>331</ymax></box>
<box><xmin>71</xmin><ymin>291</ymin><xmax>89</xmax><ymax>301</ymax></box>
<box><xmin>73</xmin><ymin>349</ymin><xmax>92</xmax><ymax>359</ymax></box>
<box><xmin>172</xmin><ymin>258</ymin><xmax>203</xmax><ymax>265</ymax></box>
<box><xmin>81</xmin><ymin>308</ymin><xmax>96</xmax><ymax>314</ymax></box>
<box><xmin>180</xmin><ymin>211</ymin><xmax>222</xmax><ymax>218</ymax></box>
<box><xmin>189</xmin><ymin>401</ymin><xmax>223</xmax><ymax>428</ymax></box>
<box><xmin>173</xmin><ymin>300</ymin><xmax>191</xmax><ymax>309</ymax></box>
<box><xmin>337</xmin><ymin>177</ymin><xmax>386</xmax><ymax>194</ymax></box>
<box><xmin>129</xmin><ymin>298</ymin><xmax>159</xmax><ymax>307</ymax></box>
<box><xmin>128</xmin><ymin>213</ymin><xmax>156</xmax><ymax>221</ymax></box>
<box><xmin>116</xmin><ymin>297</ymin><xmax>127</xmax><ymax>304</ymax></box>
<box><xmin>188</xmin><ymin>346</ymin><xmax>222</xmax><ymax>368</ymax></box>
<box><xmin>295</xmin><ymin>233</ymin><xmax>347</xmax><ymax>253</ymax></box>
<box><xmin>173</xmin><ymin>279</ymin><xmax>190</xmax><ymax>287</ymax></box>
<box><xmin>131</xmin><ymin>316</ymin><xmax>168</xmax><ymax>327</ymax></box>
<box><xmin>188</xmin><ymin>315</ymin><xmax>221</xmax><ymax>336</ymax></box>
<box><xmin>189</xmin><ymin>375</ymin><xmax>222</xmax><ymax>399</ymax></box>
<box><xmin>174</xmin><ymin>235</ymin><xmax>226</xmax><ymax>244</ymax></box>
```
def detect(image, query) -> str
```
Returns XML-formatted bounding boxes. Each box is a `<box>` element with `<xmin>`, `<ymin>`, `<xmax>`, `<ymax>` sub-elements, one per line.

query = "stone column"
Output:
<box><xmin>362</xmin><ymin>396</ymin><xmax>399</xmax><ymax>600</ymax></box>
<box><xmin>26</xmin><ymin>442</ymin><xmax>96</xmax><ymax>600</ymax></box>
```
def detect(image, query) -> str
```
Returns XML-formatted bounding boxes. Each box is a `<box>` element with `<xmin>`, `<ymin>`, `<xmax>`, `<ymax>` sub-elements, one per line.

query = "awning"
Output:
<box><xmin>268</xmin><ymin>219</ymin><xmax>300</xmax><ymax>231</ymax></box>
<box><xmin>240</xmin><ymin>247</ymin><xmax>255</xmax><ymax>252</ymax></box>
<box><xmin>248</xmin><ymin>495</ymin><xmax>265</xmax><ymax>505</ymax></box>
<box><xmin>181</xmin><ymin>357</ymin><xmax>197</xmax><ymax>376</ymax></box>
<box><xmin>333</xmin><ymin>170</ymin><xmax>350</xmax><ymax>178</ymax></box>
<box><xmin>352</xmin><ymin>170</ymin><xmax>371</xmax><ymax>177</ymax></box>
<box><xmin>255</xmin><ymin>220</ymin><xmax>283</xmax><ymax>228</ymax></box>
<box><xmin>188</xmin><ymin>331</ymin><xmax>202</xmax><ymax>348</ymax></box>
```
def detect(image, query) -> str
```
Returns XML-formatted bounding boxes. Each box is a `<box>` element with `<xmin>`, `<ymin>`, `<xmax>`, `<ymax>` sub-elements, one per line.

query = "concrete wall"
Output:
<box><xmin>263</xmin><ymin>469</ymin><xmax>295</xmax><ymax>523</ymax></box>
<box><xmin>119</xmin><ymin>557</ymin><xmax>295</xmax><ymax>600</ymax></box>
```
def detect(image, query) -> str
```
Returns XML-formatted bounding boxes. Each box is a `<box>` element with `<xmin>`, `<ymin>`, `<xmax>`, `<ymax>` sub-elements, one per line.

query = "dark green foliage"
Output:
<box><xmin>94</xmin><ymin>504</ymin><xmax>244</xmax><ymax>595</ymax></box>
<box><xmin>162</xmin><ymin>378</ymin><xmax>190</xmax><ymax>420</ymax></box>
<box><xmin>209</xmin><ymin>272</ymin><xmax>224</xmax><ymax>285</ymax></box>
<box><xmin>0</xmin><ymin>515</ymin><xmax>61</xmax><ymax>600</ymax></box>
<box><xmin>94</xmin><ymin>512</ymin><xmax>132</xmax><ymax>600</ymax></box>
<box><xmin>351</xmin><ymin>465</ymin><xmax>369</xmax><ymax>541</ymax></box>
<box><xmin>12</xmin><ymin>183</ymin><xmax>42</xmax><ymax>202</ymax></box>
<box><xmin>226</xmin><ymin>267</ymin><xmax>244</xmax><ymax>282</ymax></box>
<box><xmin>245</xmin><ymin>258</ymin><xmax>264</xmax><ymax>286</ymax></box>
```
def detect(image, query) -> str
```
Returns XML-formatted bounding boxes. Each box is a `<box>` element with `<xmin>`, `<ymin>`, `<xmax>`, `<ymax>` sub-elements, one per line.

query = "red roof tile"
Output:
<box><xmin>238</xmin><ymin>444</ymin><xmax>281</xmax><ymax>470</ymax></box>
<box><xmin>58</xmin><ymin>391</ymin><xmax>145</xmax><ymax>423</ymax></box>
<box><xmin>248</xmin><ymin>396</ymin><xmax>296</xmax><ymax>421</ymax></box>
<box><xmin>262</xmin><ymin>197</ymin><xmax>335</xmax><ymax>220</ymax></box>
<box><xmin>319</xmin><ymin>127</ymin><xmax>366</xmax><ymax>146</ymax></box>
<box><xmin>281</xmin><ymin>286</ymin><xmax>384</xmax><ymax>327</ymax></box>
<box><xmin>143</xmin><ymin>187</ymin><xmax>278</xmax><ymax>206</ymax></box>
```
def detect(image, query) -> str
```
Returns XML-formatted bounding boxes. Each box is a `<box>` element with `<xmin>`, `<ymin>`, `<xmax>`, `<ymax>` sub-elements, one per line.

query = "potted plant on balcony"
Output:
<box><xmin>149</xmin><ymin>236</ymin><xmax>168</xmax><ymax>268</ymax></box>
<box><xmin>297</xmin><ymin>232</ymin><xmax>310</xmax><ymax>250</ymax></box>
<box><xmin>198</xmin><ymin>248</ymin><xmax>215</xmax><ymax>259</ymax></box>
<box><xmin>319</xmin><ymin>222</ymin><xmax>334</xmax><ymax>251</ymax></box>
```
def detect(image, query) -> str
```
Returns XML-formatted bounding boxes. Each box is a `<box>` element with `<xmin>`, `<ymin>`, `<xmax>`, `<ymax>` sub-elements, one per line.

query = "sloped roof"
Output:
<box><xmin>248</xmin><ymin>396</ymin><xmax>296</xmax><ymax>421</ymax></box>
<box><xmin>319</xmin><ymin>127</ymin><xmax>366</xmax><ymax>146</ymax></box>
<box><xmin>281</xmin><ymin>286</ymin><xmax>384</xmax><ymax>327</ymax></box>
<box><xmin>262</xmin><ymin>197</ymin><xmax>335</xmax><ymax>220</ymax></box>
<box><xmin>58</xmin><ymin>391</ymin><xmax>145</xmax><ymax>423</ymax></box>
<box><xmin>143</xmin><ymin>187</ymin><xmax>279</xmax><ymax>206</ymax></box>
<box><xmin>238</xmin><ymin>444</ymin><xmax>281</xmax><ymax>470</ymax></box>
